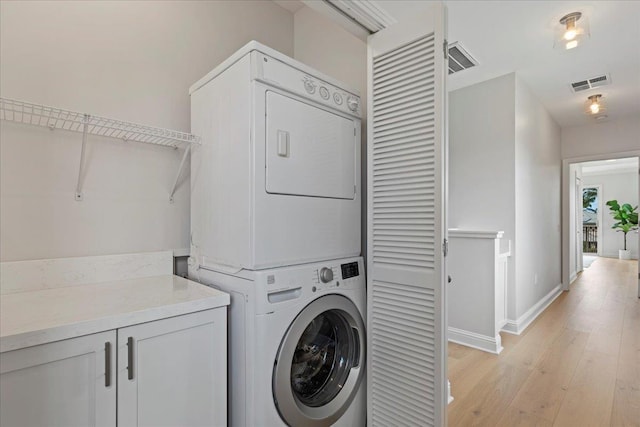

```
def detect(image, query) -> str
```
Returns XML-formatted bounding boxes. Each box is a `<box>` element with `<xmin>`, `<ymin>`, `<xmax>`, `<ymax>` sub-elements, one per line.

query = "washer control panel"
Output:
<box><xmin>255</xmin><ymin>52</ymin><xmax>361</xmax><ymax>118</ymax></box>
<box><xmin>254</xmin><ymin>257</ymin><xmax>363</xmax><ymax>313</ymax></box>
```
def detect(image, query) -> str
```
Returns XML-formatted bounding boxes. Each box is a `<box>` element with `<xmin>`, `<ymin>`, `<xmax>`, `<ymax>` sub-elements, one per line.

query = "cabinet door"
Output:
<box><xmin>0</xmin><ymin>330</ymin><xmax>116</xmax><ymax>427</ymax></box>
<box><xmin>117</xmin><ymin>309</ymin><xmax>226</xmax><ymax>427</ymax></box>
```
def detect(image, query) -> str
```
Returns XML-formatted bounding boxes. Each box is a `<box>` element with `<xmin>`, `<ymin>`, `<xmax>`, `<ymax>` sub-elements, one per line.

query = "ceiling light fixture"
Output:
<box><xmin>555</xmin><ymin>12</ymin><xmax>589</xmax><ymax>50</ymax></box>
<box><xmin>585</xmin><ymin>94</ymin><xmax>605</xmax><ymax>116</ymax></box>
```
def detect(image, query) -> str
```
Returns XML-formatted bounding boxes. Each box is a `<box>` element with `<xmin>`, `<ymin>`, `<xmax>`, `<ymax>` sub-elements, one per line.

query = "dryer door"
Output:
<box><xmin>273</xmin><ymin>295</ymin><xmax>365</xmax><ymax>427</ymax></box>
<box><xmin>265</xmin><ymin>91</ymin><xmax>357</xmax><ymax>200</ymax></box>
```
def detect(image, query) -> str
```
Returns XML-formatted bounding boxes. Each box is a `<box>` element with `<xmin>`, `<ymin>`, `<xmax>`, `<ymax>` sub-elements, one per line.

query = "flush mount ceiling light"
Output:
<box><xmin>585</xmin><ymin>94</ymin><xmax>605</xmax><ymax>116</ymax></box>
<box><xmin>555</xmin><ymin>11</ymin><xmax>590</xmax><ymax>50</ymax></box>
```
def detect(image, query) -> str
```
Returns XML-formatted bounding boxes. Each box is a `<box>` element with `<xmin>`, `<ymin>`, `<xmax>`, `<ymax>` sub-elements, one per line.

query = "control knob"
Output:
<box><xmin>303</xmin><ymin>79</ymin><xmax>317</xmax><ymax>94</ymax></box>
<box><xmin>319</xmin><ymin>267</ymin><xmax>334</xmax><ymax>283</ymax></box>
<box><xmin>347</xmin><ymin>96</ymin><xmax>359</xmax><ymax>112</ymax></box>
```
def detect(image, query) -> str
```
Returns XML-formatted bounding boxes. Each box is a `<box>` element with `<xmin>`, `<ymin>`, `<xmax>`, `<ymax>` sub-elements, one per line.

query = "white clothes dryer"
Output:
<box><xmin>191</xmin><ymin>257</ymin><xmax>366</xmax><ymax>427</ymax></box>
<box><xmin>189</xmin><ymin>41</ymin><xmax>362</xmax><ymax>272</ymax></box>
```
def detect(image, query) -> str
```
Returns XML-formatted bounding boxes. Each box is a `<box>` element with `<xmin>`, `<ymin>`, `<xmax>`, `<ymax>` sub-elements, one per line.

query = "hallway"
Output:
<box><xmin>447</xmin><ymin>257</ymin><xmax>639</xmax><ymax>426</ymax></box>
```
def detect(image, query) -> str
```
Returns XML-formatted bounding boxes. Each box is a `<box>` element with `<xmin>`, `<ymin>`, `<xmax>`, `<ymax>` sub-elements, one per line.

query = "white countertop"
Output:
<box><xmin>0</xmin><ymin>275</ymin><xmax>229</xmax><ymax>353</ymax></box>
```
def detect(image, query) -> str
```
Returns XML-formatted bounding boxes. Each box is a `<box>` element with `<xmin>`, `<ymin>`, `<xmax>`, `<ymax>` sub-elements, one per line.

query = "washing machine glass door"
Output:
<box><xmin>273</xmin><ymin>295</ymin><xmax>365</xmax><ymax>427</ymax></box>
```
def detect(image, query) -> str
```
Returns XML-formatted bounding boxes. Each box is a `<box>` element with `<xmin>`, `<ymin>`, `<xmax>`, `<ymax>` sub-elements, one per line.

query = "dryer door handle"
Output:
<box><xmin>277</xmin><ymin>130</ymin><xmax>290</xmax><ymax>157</ymax></box>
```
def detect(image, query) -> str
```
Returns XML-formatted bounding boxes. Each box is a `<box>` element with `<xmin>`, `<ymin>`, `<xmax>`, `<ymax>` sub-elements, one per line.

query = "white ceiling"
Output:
<box><xmin>274</xmin><ymin>0</ymin><xmax>640</xmax><ymax>128</ymax></box>
<box><xmin>445</xmin><ymin>1</ymin><xmax>640</xmax><ymax>127</ymax></box>
<box><xmin>581</xmin><ymin>156</ymin><xmax>639</xmax><ymax>175</ymax></box>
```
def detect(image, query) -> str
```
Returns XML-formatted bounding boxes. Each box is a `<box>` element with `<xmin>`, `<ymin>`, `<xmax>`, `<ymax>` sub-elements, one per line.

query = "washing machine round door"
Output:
<box><xmin>273</xmin><ymin>294</ymin><xmax>365</xmax><ymax>427</ymax></box>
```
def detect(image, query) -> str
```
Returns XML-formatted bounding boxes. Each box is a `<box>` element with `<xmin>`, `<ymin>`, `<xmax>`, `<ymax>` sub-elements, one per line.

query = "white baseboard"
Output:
<box><xmin>569</xmin><ymin>272</ymin><xmax>578</xmax><ymax>284</ymax></box>
<box><xmin>448</xmin><ymin>327</ymin><xmax>503</xmax><ymax>354</ymax></box>
<box><xmin>501</xmin><ymin>283</ymin><xmax>563</xmax><ymax>336</ymax></box>
<box><xmin>601</xmin><ymin>252</ymin><xmax>638</xmax><ymax>260</ymax></box>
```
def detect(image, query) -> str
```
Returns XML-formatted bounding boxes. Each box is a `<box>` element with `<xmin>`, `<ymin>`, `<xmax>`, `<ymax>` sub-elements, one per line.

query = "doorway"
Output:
<box><xmin>563</xmin><ymin>154</ymin><xmax>640</xmax><ymax>297</ymax></box>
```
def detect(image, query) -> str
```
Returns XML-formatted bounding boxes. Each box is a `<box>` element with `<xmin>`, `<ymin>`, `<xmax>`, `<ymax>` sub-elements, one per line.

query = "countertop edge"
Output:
<box><xmin>0</xmin><ymin>293</ymin><xmax>229</xmax><ymax>353</ymax></box>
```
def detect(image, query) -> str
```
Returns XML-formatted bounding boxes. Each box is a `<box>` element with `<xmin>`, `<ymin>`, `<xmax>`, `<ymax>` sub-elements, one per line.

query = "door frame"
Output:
<box><xmin>581</xmin><ymin>184</ymin><xmax>603</xmax><ymax>257</ymax></box>
<box><xmin>562</xmin><ymin>150</ymin><xmax>640</xmax><ymax>293</ymax></box>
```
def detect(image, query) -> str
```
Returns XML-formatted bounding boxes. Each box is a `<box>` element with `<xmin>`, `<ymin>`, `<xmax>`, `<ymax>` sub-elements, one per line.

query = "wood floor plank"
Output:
<box><xmin>494</xmin><ymin>407</ymin><xmax>553</xmax><ymax>427</ymax></box>
<box><xmin>448</xmin><ymin>363</ymin><xmax>531</xmax><ymax>427</ymax></box>
<box><xmin>552</xmin><ymin>350</ymin><xmax>617</xmax><ymax>427</ymax></box>
<box><xmin>509</xmin><ymin>329</ymin><xmax>589</xmax><ymax>421</ymax></box>
<box><xmin>610</xmin><ymin>362</ymin><xmax>640</xmax><ymax>427</ymax></box>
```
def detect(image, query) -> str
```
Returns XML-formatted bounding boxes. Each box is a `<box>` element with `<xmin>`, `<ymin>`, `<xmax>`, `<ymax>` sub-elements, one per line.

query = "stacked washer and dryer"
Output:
<box><xmin>188</xmin><ymin>41</ymin><xmax>365</xmax><ymax>427</ymax></box>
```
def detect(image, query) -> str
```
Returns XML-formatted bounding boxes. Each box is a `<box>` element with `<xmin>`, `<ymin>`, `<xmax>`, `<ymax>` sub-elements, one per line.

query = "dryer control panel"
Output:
<box><xmin>253</xmin><ymin>51</ymin><xmax>361</xmax><ymax>118</ymax></box>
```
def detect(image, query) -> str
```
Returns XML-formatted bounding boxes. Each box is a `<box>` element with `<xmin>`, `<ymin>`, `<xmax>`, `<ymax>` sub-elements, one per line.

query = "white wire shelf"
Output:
<box><xmin>0</xmin><ymin>97</ymin><xmax>199</xmax><ymax>202</ymax></box>
<box><xmin>0</xmin><ymin>97</ymin><xmax>200</xmax><ymax>147</ymax></box>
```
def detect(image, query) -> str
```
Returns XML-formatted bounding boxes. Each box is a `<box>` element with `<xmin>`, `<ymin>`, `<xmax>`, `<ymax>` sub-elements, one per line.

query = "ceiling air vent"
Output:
<box><xmin>448</xmin><ymin>42</ymin><xmax>478</xmax><ymax>75</ymax></box>
<box><xmin>570</xmin><ymin>74</ymin><xmax>611</xmax><ymax>93</ymax></box>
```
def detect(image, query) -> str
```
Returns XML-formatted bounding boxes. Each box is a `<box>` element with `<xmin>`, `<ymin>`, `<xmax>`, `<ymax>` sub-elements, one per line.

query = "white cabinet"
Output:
<box><xmin>0</xmin><ymin>330</ymin><xmax>117</xmax><ymax>427</ymax></box>
<box><xmin>118</xmin><ymin>309</ymin><xmax>226</xmax><ymax>427</ymax></box>
<box><xmin>1</xmin><ymin>309</ymin><xmax>226</xmax><ymax>427</ymax></box>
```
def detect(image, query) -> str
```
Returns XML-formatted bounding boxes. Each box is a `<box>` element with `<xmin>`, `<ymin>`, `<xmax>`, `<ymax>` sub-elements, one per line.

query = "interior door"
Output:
<box><xmin>265</xmin><ymin>91</ymin><xmax>357</xmax><ymax>199</ymax></box>
<box><xmin>367</xmin><ymin>3</ymin><xmax>448</xmax><ymax>426</ymax></box>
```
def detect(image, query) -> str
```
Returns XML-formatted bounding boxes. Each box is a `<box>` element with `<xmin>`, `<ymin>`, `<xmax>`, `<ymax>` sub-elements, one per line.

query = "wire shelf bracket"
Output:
<box><xmin>0</xmin><ymin>97</ymin><xmax>200</xmax><ymax>202</ymax></box>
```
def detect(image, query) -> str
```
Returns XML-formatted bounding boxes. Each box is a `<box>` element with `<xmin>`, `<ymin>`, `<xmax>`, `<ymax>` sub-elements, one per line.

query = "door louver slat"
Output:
<box><xmin>373</xmin><ymin>126</ymin><xmax>434</xmax><ymax>145</ymax></box>
<box><xmin>373</xmin><ymin>89</ymin><xmax>435</xmax><ymax>115</ymax></box>
<box><xmin>373</xmin><ymin>58</ymin><xmax>435</xmax><ymax>86</ymax></box>
<box><xmin>373</xmin><ymin>100</ymin><xmax>434</xmax><ymax>125</ymax></box>
<box><xmin>372</xmin><ymin>351</ymin><xmax>436</xmax><ymax>377</ymax></box>
<box><xmin>373</xmin><ymin>81</ymin><xmax>435</xmax><ymax>105</ymax></box>
<box><xmin>373</xmin><ymin>68</ymin><xmax>435</xmax><ymax>96</ymax></box>
<box><xmin>369</xmin><ymin>32</ymin><xmax>439</xmax><ymax>426</ymax></box>
<box><xmin>373</xmin><ymin>35</ymin><xmax>434</xmax><ymax>68</ymax></box>
<box><xmin>374</xmin><ymin>106</ymin><xmax>435</xmax><ymax>129</ymax></box>
<box><xmin>374</xmin><ymin>44</ymin><xmax>434</xmax><ymax>74</ymax></box>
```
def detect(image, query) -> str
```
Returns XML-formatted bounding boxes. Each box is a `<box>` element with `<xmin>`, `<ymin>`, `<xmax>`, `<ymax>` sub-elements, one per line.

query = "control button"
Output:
<box><xmin>336</xmin><ymin>281</ymin><xmax>340</xmax><ymax>287</ymax></box>
<box><xmin>320</xmin><ymin>267</ymin><xmax>334</xmax><ymax>283</ymax></box>
<box><xmin>304</xmin><ymin>79</ymin><xmax>316</xmax><ymax>94</ymax></box>
<box><xmin>333</xmin><ymin>93</ymin><xmax>343</xmax><ymax>105</ymax></box>
<box><xmin>312</xmin><ymin>286</ymin><xmax>317</xmax><ymax>292</ymax></box>
<box><xmin>347</xmin><ymin>96</ymin><xmax>359</xmax><ymax>112</ymax></box>
<box><xmin>319</xmin><ymin>86</ymin><xmax>330</xmax><ymax>100</ymax></box>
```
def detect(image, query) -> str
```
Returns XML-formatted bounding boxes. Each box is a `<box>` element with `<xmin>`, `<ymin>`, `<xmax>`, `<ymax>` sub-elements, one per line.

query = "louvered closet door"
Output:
<box><xmin>367</xmin><ymin>3</ymin><xmax>447</xmax><ymax>427</ymax></box>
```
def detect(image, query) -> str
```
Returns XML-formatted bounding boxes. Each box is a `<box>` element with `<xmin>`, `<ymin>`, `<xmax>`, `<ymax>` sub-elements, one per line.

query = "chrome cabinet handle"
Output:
<box><xmin>105</xmin><ymin>341</ymin><xmax>112</xmax><ymax>387</ymax></box>
<box><xmin>127</xmin><ymin>336</ymin><xmax>134</xmax><ymax>380</ymax></box>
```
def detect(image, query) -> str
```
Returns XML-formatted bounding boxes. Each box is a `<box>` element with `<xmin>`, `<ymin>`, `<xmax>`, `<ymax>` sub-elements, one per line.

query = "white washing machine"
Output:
<box><xmin>191</xmin><ymin>257</ymin><xmax>366</xmax><ymax>427</ymax></box>
<box><xmin>189</xmin><ymin>41</ymin><xmax>362</xmax><ymax>272</ymax></box>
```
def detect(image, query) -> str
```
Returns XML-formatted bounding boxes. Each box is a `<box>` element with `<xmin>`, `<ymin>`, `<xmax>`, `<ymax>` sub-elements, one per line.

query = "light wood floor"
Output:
<box><xmin>447</xmin><ymin>257</ymin><xmax>639</xmax><ymax>427</ymax></box>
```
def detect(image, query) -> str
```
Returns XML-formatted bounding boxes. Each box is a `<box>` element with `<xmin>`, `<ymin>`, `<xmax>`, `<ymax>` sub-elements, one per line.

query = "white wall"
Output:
<box><xmin>583</xmin><ymin>170</ymin><xmax>639</xmax><ymax>259</ymax></box>
<box><xmin>0</xmin><ymin>1</ymin><xmax>294</xmax><ymax>261</ymax></box>
<box><xmin>448</xmin><ymin>73</ymin><xmax>517</xmax><ymax>317</ymax></box>
<box><xmin>562</xmin><ymin>116</ymin><xmax>640</xmax><ymax>160</ymax></box>
<box><xmin>514</xmin><ymin>77</ymin><xmax>562</xmax><ymax>318</ymax></box>
<box><xmin>292</xmin><ymin>6</ymin><xmax>368</xmax><ymax>257</ymax></box>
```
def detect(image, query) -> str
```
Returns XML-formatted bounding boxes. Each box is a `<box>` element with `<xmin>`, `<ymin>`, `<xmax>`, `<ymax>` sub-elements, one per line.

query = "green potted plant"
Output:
<box><xmin>605</xmin><ymin>200</ymin><xmax>638</xmax><ymax>260</ymax></box>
